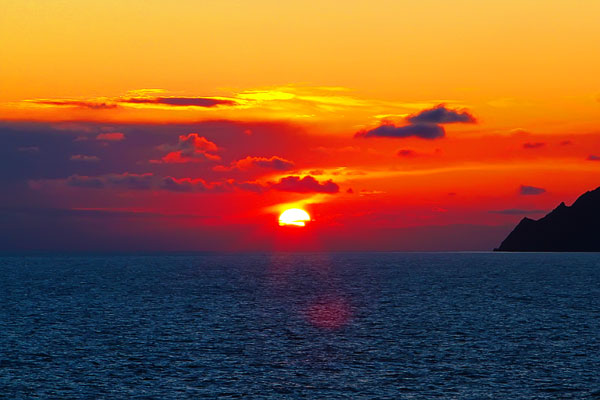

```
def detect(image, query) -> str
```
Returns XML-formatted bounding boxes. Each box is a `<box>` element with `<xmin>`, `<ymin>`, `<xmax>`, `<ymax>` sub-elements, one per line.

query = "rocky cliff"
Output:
<box><xmin>495</xmin><ymin>187</ymin><xmax>600</xmax><ymax>251</ymax></box>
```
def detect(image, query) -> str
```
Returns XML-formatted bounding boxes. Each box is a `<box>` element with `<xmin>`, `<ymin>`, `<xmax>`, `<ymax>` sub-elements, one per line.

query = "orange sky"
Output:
<box><xmin>1</xmin><ymin>0</ymin><xmax>599</xmax><ymax>251</ymax></box>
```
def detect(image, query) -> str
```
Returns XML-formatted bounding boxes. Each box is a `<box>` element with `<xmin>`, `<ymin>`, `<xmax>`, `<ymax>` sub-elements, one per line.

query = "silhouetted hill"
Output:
<box><xmin>495</xmin><ymin>186</ymin><xmax>600</xmax><ymax>251</ymax></box>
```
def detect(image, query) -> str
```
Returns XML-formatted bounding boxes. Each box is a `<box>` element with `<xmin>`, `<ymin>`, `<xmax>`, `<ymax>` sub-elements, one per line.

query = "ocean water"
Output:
<box><xmin>1</xmin><ymin>253</ymin><xmax>600</xmax><ymax>399</ymax></box>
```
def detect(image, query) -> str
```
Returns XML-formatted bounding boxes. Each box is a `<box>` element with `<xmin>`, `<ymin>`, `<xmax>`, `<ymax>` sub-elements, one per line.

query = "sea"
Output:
<box><xmin>1</xmin><ymin>252</ymin><xmax>600</xmax><ymax>399</ymax></box>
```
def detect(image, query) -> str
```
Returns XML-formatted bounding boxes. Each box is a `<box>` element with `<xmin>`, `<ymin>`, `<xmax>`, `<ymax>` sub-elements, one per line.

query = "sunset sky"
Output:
<box><xmin>1</xmin><ymin>0</ymin><xmax>599</xmax><ymax>251</ymax></box>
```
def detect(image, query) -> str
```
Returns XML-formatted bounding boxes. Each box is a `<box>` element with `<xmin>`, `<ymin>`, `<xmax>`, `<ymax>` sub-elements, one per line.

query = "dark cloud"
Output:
<box><xmin>70</xmin><ymin>154</ymin><xmax>100</xmax><ymax>162</ymax></box>
<box><xmin>356</xmin><ymin>123</ymin><xmax>445</xmax><ymax>139</ymax></box>
<box><xmin>96</xmin><ymin>132</ymin><xmax>125</xmax><ymax>141</ymax></box>
<box><xmin>18</xmin><ymin>146</ymin><xmax>40</xmax><ymax>153</ymax></box>
<box><xmin>559</xmin><ymin>140</ymin><xmax>573</xmax><ymax>146</ymax></box>
<box><xmin>0</xmin><ymin>207</ymin><xmax>211</xmax><ymax>220</ymax></box>
<box><xmin>106</xmin><ymin>173</ymin><xmax>154</xmax><ymax>190</ymax></box>
<box><xmin>153</xmin><ymin>133</ymin><xmax>220</xmax><ymax>163</ymax></box>
<box><xmin>1</xmin><ymin>119</ymin><xmax>307</xmax><ymax>188</ymax></box>
<box><xmin>587</xmin><ymin>155</ymin><xmax>600</xmax><ymax>161</ymax></box>
<box><xmin>489</xmin><ymin>209</ymin><xmax>547</xmax><ymax>215</ymax></box>
<box><xmin>123</xmin><ymin>97</ymin><xmax>235</xmax><ymax>107</ymax></box>
<box><xmin>397</xmin><ymin>149</ymin><xmax>417</xmax><ymax>157</ymax></box>
<box><xmin>160</xmin><ymin>177</ymin><xmax>205</xmax><ymax>192</ymax></box>
<box><xmin>0</xmin><ymin>119</ymin><xmax>314</xmax><ymax>196</ymax></box>
<box><xmin>29</xmin><ymin>96</ymin><xmax>236</xmax><ymax>110</ymax></box>
<box><xmin>357</xmin><ymin>105</ymin><xmax>476</xmax><ymax>139</ymax></box>
<box><xmin>67</xmin><ymin>173</ymin><xmax>153</xmax><ymax>190</ymax></box>
<box><xmin>159</xmin><ymin>176</ymin><xmax>265</xmax><ymax>193</ymax></box>
<box><xmin>57</xmin><ymin>173</ymin><xmax>232</xmax><ymax>193</ymax></box>
<box><xmin>269</xmin><ymin>175</ymin><xmax>339</xmax><ymax>193</ymax></box>
<box><xmin>67</xmin><ymin>175</ymin><xmax>105</xmax><ymax>188</ymax></box>
<box><xmin>522</xmin><ymin>142</ymin><xmax>545</xmax><ymax>149</ymax></box>
<box><xmin>244</xmin><ymin>156</ymin><xmax>294</xmax><ymax>170</ymax></box>
<box><xmin>233</xmin><ymin>181</ymin><xmax>265</xmax><ymax>193</ymax></box>
<box><xmin>519</xmin><ymin>185</ymin><xmax>546</xmax><ymax>195</ymax></box>
<box><xmin>31</xmin><ymin>100</ymin><xmax>117</xmax><ymax>110</ymax></box>
<box><xmin>55</xmin><ymin>172</ymin><xmax>339</xmax><ymax>195</ymax></box>
<box><xmin>406</xmin><ymin>104</ymin><xmax>476</xmax><ymax>124</ymax></box>
<box><xmin>0</xmin><ymin>207</ymin><xmax>206</xmax><ymax>219</ymax></box>
<box><xmin>214</xmin><ymin>155</ymin><xmax>295</xmax><ymax>171</ymax></box>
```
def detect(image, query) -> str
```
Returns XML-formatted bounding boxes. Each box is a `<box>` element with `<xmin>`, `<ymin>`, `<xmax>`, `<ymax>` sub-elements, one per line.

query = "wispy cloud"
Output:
<box><xmin>96</xmin><ymin>132</ymin><xmax>125</xmax><ymax>141</ymax></box>
<box><xmin>152</xmin><ymin>133</ymin><xmax>220</xmax><ymax>163</ymax></box>
<box><xmin>67</xmin><ymin>173</ymin><xmax>154</xmax><ymax>190</ymax></box>
<box><xmin>356</xmin><ymin>104</ymin><xmax>475</xmax><ymax>140</ymax></box>
<box><xmin>26</xmin><ymin>99</ymin><xmax>117</xmax><ymax>110</ymax></box>
<box><xmin>214</xmin><ymin>156</ymin><xmax>294</xmax><ymax>172</ymax></box>
<box><xmin>70</xmin><ymin>154</ymin><xmax>100</xmax><ymax>162</ymax></box>
<box><xmin>269</xmin><ymin>175</ymin><xmax>339</xmax><ymax>193</ymax></box>
<box><xmin>122</xmin><ymin>97</ymin><xmax>236</xmax><ymax>107</ymax></box>
<box><xmin>519</xmin><ymin>185</ymin><xmax>546</xmax><ymax>195</ymax></box>
<box><xmin>406</xmin><ymin>104</ymin><xmax>476</xmax><ymax>124</ymax></box>
<box><xmin>522</xmin><ymin>142</ymin><xmax>545</xmax><ymax>149</ymax></box>
<box><xmin>397</xmin><ymin>149</ymin><xmax>417</xmax><ymax>157</ymax></box>
<box><xmin>356</xmin><ymin>123</ymin><xmax>445</xmax><ymax>139</ymax></box>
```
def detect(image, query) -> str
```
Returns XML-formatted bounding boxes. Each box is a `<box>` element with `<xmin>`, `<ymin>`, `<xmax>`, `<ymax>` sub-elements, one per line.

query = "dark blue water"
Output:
<box><xmin>2</xmin><ymin>253</ymin><xmax>600</xmax><ymax>399</ymax></box>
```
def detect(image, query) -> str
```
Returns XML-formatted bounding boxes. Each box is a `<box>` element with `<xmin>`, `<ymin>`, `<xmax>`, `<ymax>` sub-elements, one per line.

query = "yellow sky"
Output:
<box><xmin>1</xmin><ymin>0</ymin><xmax>599</xmax><ymax>133</ymax></box>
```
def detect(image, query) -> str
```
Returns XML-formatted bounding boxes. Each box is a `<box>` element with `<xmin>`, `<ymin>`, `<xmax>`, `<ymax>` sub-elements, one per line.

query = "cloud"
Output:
<box><xmin>559</xmin><ymin>140</ymin><xmax>573</xmax><ymax>146</ymax></box>
<box><xmin>0</xmin><ymin>119</ymin><xmax>307</xmax><ymax>198</ymax></box>
<box><xmin>587</xmin><ymin>155</ymin><xmax>600</xmax><ymax>161</ymax></box>
<box><xmin>489</xmin><ymin>209</ymin><xmax>547</xmax><ymax>215</ymax></box>
<box><xmin>70</xmin><ymin>154</ymin><xmax>100</xmax><ymax>162</ymax></box>
<box><xmin>509</xmin><ymin>128</ymin><xmax>531</xmax><ymax>136</ymax></box>
<box><xmin>356</xmin><ymin>123</ymin><xmax>445</xmax><ymax>139</ymax></box>
<box><xmin>397</xmin><ymin>149</ymin><xmax>417</xmax><ymax>157</ymax></box>
<box><xmin>0</xmin><ymin>206</ymin><xmax>212</xmax><ymax>220</ymax></box>
<box><xmin>356</xmin><ymin>104</ymin><xmax>477</xmax><ymax>140</ymax></box>
<box><xmin>62</xmin><ymin>173</ymin><xmax>230</xmax><ymax>193</ymax></box>
<box><xmin>67</xmin><ymin>173</ymin><xmax>153</xmax><ymax>190</ymax></box>
<box><xmin>18</xmin><ymin>146</ymin><xmax>39</xmax><ymax>153</ymax></box>
<box><xmin>123</xmin><ymin>97</ymin><xmax>235</xmax><ymax>107</ymax></box>
<box><xmin>153</xmin><ymin>133</ymin><xmax>220</xmax><ymax>163</ymax></box>
<box><xmin>159</xmin><ymin>176</ymin><xmax>212</xmax><ymax>192</ymax></box>
<box><xmin>28</xmin><ymin>95</ymin><xmax>235</xmax><ymax>111</ymax></box>
<box><xmin>214</xmin><ymin>155</ymin><xmax>295</xmax><ymax>171</ymax></box>
<box><xmin>233</xmin><ymin>181</ymin><xmax>266</xmax><ymax>193</ymax></box>
<box><xmin>406</xmin><ymin>104</ymin><xmax>476</xmax><ymax>124</ymax></box>
<box><xmin>269</xmin><ymin>175</ymin><xmax>339</xmax><ymax>193</ymax></box>
<box><xmin>359</xmin><ymin>190</ymin><xmax>385</xmax><ymax>196</ymax></box>
<box><xmin>96</xmin><ymin>132</ymin><xmax>125</xmax><ymax>141</ymax></box>
<box><xmin>67</xmin><ymin>175</ymin><xmax>105</xmax><ymax>188</ymax></box>
<box><xmin>105</xmin><ymin>173</ymin><xmax>154</xmax><ymax>190</ymax></box>
<box><xmin>29</xmin><ymin>99</ymin><xmax>117</xmax><ymax>110</ymax></box>
<box><xmin>55</xmin><ymin>172</ymin><xmax>340</xmax><ymax>195</ymax></box>
<box><xmin>519</xmin><ymin>185</ymin><xmax>546</xmax><ymax>195</ymax></box>
<box><xmin>522</xmin><ymin>142</ymin><xmax>545</xmax><ymax>149</ymax></box>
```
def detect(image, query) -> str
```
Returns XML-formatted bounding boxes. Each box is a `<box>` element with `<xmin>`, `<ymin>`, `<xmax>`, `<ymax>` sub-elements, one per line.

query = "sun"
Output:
<box><xmin>279</xmin><ymin>208</ymin><xmax>311</xmax><ymax>227</ymax></box>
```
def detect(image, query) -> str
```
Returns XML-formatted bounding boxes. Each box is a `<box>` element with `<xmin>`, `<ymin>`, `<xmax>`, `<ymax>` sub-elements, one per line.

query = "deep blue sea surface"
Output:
<box><xmin>2</xmin><ymin>253</ymin><xmax>600</xmax><ymax>399</ymax></box>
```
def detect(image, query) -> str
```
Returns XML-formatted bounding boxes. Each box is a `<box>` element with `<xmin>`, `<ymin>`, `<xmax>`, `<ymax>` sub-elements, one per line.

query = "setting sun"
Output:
<box><xmin>279</xmin><ymin>208</ymin><xmax>311</xmax><ymax>227</ymax></box>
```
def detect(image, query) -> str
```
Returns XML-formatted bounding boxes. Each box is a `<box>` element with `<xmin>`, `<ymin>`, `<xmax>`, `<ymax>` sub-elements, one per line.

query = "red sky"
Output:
<box><xmin>1</xmin><ymin>1</ymin><xmax>599</xmax><ymax>251</ymax></box>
